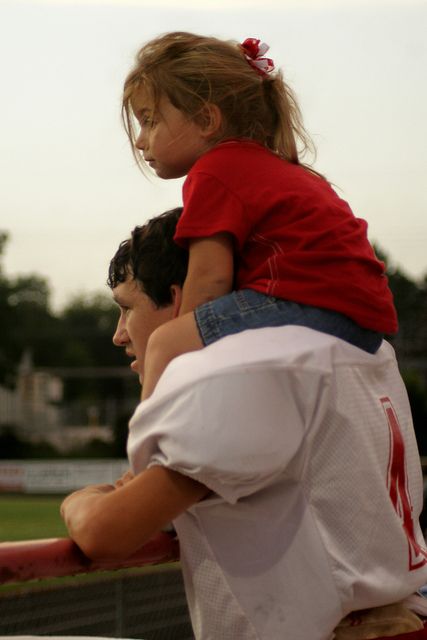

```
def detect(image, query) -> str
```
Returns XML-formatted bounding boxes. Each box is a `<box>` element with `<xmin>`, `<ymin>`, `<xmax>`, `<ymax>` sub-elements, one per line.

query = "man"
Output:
<box><xmin>61</xmin><ymin>208</ymin><xmax>427</xmax><ymax>640</ymax></box>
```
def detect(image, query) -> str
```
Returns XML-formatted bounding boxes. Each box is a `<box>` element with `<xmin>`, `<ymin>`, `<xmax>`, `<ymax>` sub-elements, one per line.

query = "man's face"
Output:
<box><xmin>112</xmin><ymin>276</ymin><xmax>176</xmax><ymax>385</ymax></box>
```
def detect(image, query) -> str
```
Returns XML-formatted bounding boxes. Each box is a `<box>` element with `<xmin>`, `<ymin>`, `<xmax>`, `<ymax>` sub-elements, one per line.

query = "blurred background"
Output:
<box><xmin>0</xmin><ymin>2</ymin><xmax>426</xmax><ymax>636</ymax></box>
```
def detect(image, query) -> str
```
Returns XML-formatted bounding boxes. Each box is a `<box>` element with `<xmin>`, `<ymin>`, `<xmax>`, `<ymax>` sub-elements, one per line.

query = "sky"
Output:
<box><xmin>1</xmin><ymin>0</ymin><xmax>426</xmax><ymax>311</ymax></box>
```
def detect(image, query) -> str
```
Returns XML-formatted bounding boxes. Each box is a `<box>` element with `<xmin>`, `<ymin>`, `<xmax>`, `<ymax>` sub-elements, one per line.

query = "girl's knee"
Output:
<box><xmin>146</xmin><ymin>321</ymin><xmax>176</xmax><ymax>360</ymax></box>
<box><xmin>147</xmin><ymin>313</ymin><xmax>202</xmax><ymax>361</ymax></box>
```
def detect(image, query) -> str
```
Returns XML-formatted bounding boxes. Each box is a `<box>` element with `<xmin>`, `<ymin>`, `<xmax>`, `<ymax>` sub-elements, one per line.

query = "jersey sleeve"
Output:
<box><xmin>128</xmin><ymin>364</ymin><xmax>327</xmax><ymax>504</ymax></box>
<box><xmin>175</xmin><ymin>172</ymin><xmax>253</xmax><ymax>251</ymax></box>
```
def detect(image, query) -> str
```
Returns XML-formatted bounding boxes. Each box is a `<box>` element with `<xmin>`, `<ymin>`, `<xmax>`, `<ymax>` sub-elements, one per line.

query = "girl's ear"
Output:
<box><xmin>199</xmin><ymin>103</ymin><xmax>223</xmax><ymax>139</ymax></box>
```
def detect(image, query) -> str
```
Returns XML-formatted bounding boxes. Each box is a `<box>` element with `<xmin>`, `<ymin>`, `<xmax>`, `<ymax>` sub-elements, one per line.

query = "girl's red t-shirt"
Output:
<box><xmin>175</xmin><ymin>140</ymin><xmax>398</xmax><ymax>335</ymax></box>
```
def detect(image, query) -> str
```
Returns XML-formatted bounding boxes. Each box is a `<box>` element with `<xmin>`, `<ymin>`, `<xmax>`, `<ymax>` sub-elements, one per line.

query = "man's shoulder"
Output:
<box><xmin>154</xmin><ymin>326</ymin><xmax>395</xmax><ymax>398</ymax></box>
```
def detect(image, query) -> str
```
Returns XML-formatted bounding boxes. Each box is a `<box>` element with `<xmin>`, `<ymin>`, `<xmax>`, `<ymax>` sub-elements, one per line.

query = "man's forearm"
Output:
<box><xmin>60</xmin><ymin>467</ymin><xmax>208</xmax><ymax>561</ymax></box>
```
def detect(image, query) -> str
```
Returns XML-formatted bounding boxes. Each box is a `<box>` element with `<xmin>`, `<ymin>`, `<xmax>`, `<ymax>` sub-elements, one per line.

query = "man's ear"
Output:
<box><xmin>199</xmin><ymin>103</ymin><xmax>222</xmax><ymax>139</ymax></box>
<box><xmin>170</xmin><ymin>284</ymin><xmax>183</xmax><ymax>318</ymax></box>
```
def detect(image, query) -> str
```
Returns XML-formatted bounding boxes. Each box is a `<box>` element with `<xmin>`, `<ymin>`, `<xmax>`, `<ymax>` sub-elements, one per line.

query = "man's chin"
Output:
<box><xmin>130</xmin><ymin>359</ymin><xmax>139</xmax><ymax>374</ymax></box>
<box><xmin>130</xmin><ymin>359</ymin><xmax>144</xmax><ymax>384</ymax></box>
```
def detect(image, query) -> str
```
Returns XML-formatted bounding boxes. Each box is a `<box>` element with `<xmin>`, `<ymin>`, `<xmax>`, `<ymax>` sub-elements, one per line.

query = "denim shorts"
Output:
<box><xmin>194</xmin><ymin>289</ymin><xmax>383</xmax><ymax>354</ymax></box>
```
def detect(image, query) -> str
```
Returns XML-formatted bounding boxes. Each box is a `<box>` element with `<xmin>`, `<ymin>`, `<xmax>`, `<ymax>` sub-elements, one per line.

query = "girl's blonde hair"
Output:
<box><xmin>123</xmin><ymin>31</ymin><xmax>317</xmax><ymax>172</ymax></box>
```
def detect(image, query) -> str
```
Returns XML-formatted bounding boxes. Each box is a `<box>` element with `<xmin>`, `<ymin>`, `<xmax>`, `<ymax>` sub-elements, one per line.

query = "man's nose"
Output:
<box><xmin>112</xmin><ymin>321</ymin><xmax>128</xmax><ymax>347</ymax></box>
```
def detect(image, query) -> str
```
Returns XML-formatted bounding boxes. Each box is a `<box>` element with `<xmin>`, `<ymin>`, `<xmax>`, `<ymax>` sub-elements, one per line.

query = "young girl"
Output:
<box><xmin>122</xmin><ymin>31</ymin><xmax>398</xmax><ymax>399</ymax></box>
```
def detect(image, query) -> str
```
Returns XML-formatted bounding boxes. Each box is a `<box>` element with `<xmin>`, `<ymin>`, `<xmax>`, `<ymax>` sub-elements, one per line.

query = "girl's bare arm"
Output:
<box><xmin>179</xmin><ymin>232</ymin><xmax>234</xmax><ymax>316</ymax></box>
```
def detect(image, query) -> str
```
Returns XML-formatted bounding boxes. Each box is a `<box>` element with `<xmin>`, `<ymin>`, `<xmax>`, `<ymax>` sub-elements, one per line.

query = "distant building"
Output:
<box><xmin>0</xmin><ymin>351</ymin><xmax>116</xmax><ymax>452</ymax></box>
<box><xmin>15</xmin><ymin>349</ymin><xmax>63</xmax><ymax>436</ymax></box>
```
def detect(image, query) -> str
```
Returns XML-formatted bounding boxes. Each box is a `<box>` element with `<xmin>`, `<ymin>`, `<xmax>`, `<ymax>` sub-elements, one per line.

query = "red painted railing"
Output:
<box><xmin>0</xmin><ymin>533</ymin><xmax>179</xmax><ymax>585</ymax></box>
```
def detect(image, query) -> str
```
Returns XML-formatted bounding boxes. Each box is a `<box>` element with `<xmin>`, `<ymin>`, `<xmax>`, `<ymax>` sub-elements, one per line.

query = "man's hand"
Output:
<box><xmin>60</xmin><ymin>466</ymin><xmax>209</xmax><ymax>561</ymax></box>
<box><xmin>60</xmin><ymin>483</ymin><xmax>115</xmax><ymax>517</ymax></box>
<box><xmin>114</xmin><ymin>470</ymin><xmax>135</xmax><ymax>488</ymax></box>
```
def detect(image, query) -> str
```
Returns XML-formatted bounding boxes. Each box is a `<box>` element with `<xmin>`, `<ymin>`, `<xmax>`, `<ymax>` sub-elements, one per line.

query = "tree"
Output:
<box><xmin>57</xmin><ymin>293</ymin><xmax>136</xmax><ymax>419</ymax></box>
<box><xmin>0</xmin><ymin>233</ymin><xmax>138</xmax><ymax>457</ymax></box>
<box><xmin>374</xmin><ymin>246</ymin><xmax>427</xmax><ymax>455</ymax></box>
<box><xmin>0</xmin><ymin>234</ymin><xmax>59</xmax><ymax>385</ymax></box>
<box><xmin>0</xmin><ymin>231</ymin><xmax>128</xmax><ymax>381</ymax></box>
<box><xmin>375</xmin><ymin>245</ymin><xmax>427</xmax><ymax>359</ymax></box>
<box><xmin>60</xmin><ymin>293</ymin><xmax>125</xmax><ymax>367</ymax></box>
<box><xmin>0</xmin><ymin>233</ymin><xmax>11</xmax><ymax>382</ymax></box>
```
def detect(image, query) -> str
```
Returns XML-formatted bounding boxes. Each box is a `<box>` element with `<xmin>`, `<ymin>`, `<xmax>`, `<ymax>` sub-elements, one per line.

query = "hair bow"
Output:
<box><xmin>241</xmin><ymin>38</ymin><xmax>275</xmax><ymax>77</ymax></box>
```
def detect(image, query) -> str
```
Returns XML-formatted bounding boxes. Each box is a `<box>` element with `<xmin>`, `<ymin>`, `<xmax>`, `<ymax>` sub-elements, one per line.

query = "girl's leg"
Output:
<box><xmin>141</xmin><ymin>312</ymin><xmax>203</xmax><ymax>400</ymax></box>
<box><xmin>141</xmin><ymin>289</ymin><xmax>383</xmax><ymax>400</ymax></box>
<box><xmin>194</xmin><ymin>289</ymin><xmax>383</xmax><ymax>353</ymax></box>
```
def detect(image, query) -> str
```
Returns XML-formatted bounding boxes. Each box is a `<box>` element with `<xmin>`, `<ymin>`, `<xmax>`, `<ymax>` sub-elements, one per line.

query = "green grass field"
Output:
<box><xmin>0</xmin><ymin>494</ymin><xmax>68</xmax><ymax>542</ymax></box>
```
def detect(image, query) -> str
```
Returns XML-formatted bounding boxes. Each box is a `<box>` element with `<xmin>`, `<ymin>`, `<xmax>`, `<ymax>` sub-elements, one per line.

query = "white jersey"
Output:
<box><xmin>128</xmin><ymin>326</ymin><xmax>427</xmax><ymax>640</ymax></box>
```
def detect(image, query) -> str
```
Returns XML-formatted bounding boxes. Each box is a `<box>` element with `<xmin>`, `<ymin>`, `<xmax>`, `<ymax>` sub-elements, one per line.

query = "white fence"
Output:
<box><xmin>0</xmin><ymin>460</ymin><xmax>129</xmax><ymax>493</ymax></box>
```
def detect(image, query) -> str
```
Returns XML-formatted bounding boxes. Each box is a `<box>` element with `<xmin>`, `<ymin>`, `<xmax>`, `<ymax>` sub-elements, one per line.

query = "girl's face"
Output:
<box><xmin>131</xmin><ymin>88</ymin><xmax>213</xmax><ymax>179</ymax></box>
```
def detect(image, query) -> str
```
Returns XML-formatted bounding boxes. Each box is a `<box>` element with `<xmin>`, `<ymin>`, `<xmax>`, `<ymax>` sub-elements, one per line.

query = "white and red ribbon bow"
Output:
<box><xmin>241</xmin><ymin>38</ymin><xmax>275</xmax><ymax>76</ymax></box>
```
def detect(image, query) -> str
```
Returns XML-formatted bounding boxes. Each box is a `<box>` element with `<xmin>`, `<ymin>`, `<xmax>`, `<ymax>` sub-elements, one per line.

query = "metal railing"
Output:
<box><xmin>0</xmin><ymin>534</ymin><xmax>192</xmax><ymax>639</ymax></box>
<box><xmin>0</xmin><ymin>533</ymin><xmax>179</xmax><ymax>585</ymax></box>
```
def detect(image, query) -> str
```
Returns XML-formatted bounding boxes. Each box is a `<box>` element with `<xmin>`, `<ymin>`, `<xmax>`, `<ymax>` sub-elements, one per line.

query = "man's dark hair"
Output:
<box><xmin>107</xmin><ymin>207</ymin><xmax>188</xmax><ymax>307</ymax></box>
